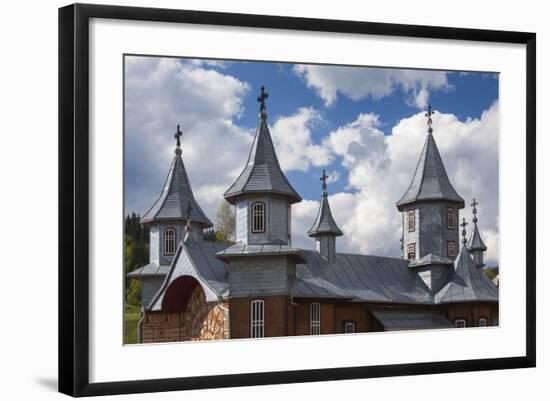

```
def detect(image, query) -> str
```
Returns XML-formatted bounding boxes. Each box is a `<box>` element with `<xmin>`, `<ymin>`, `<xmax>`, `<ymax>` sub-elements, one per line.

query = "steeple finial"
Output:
<box><xmin>460</xmin><ymin>218</ymin><xmax>468</xmax><ymax>246</ymax></box>
<box><xmin>471</xmin><ymin>198</ymin><xmax>479</xmax><ymax>224</ymax></box>
<box><xmin>257</xmin><ymin>86</ymin><xmax>269</xmax><ymax>119</ymax></box>
<box><xmin>174</xmin><ymin>124</ymin><xmax>183</xmax><ymax>148</ymax></box>
<box><xmin>320</xmin><ymin>169</ymin><xmax>329</xmax><ymax>193</ymax></box>
<box><xmin>425</xmin><ymin>105</ymin><xmax>435</xmax><ymax>134</ymax></box>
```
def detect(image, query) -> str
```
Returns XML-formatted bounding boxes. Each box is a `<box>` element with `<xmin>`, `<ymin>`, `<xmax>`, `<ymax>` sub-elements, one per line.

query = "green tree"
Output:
<box><xmin>215</xmin><ymin>200</ymin><xmax>235</xmax><ymax>243</ymax></box>
<box><xmin>124</xmin><ymin>213</ymin><xmax>149</xmax><ymax>305</ymax></box>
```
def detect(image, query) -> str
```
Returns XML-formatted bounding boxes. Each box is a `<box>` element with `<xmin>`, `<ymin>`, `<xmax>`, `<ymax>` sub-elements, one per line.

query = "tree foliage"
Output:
<box><xmin>124</xmin><ymin>213</ymin><xmax>149</xmax><ymax>305</ymax></box>
<box><xmin>215</xmin><ymin>200</ymin><xmax>235</xmax><ymax>243</ymax></box>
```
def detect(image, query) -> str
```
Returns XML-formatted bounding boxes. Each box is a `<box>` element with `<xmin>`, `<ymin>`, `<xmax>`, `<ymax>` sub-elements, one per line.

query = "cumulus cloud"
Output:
<box><xmin>269</xmin><ymin>107</ymin><xmax>333</xmax><ymax>171</ymax></box>
<box><xmin>293</xmin><ymin>64</ymin><xmax>450</xmax><ymax>108</ymax></box>
<box><xmin>292</xmin><ymin>103</ymin><xmax>500</xmax><ymax>265</ymax></box>
<box><xmin>124</xmin><ymin>56</ymin><xmax>253</xmax><ymax>219</ymax></box>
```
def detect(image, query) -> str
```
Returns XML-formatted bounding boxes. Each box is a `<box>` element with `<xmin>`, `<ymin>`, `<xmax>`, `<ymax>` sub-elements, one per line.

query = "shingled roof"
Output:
<box><xmin>434</xmin><ymin>246</ymin><xmax>498</xmax><ymax>303</ymax></box>
<box><xmin>468</xmin><ymin>224</ymin><xmax>488</xmax><ymax>251</ymax></box>
<box><xmin>141</xmin><ymin>148</ymin><xmax>213</xmax><ymax>227</ymax></box>
<box><xmin>224</xmin><ymin>96</ymin><xmax>301</xmax><ymax>204</ymax></box>
<box><xmin>397</xmin><ymin>131</ymin><xmax>464</xmax><ymax>210</ymax></box>
<box><xmin>308</xmin><ymin>173</ymin><xmax>343</xmax><ymax>237</ymax></box>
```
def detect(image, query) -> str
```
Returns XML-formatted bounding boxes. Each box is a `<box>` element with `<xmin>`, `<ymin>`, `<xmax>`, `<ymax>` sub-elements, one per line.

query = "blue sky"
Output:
<box><xmin>124</xmin><ymin>56</ymin><xmax>499</xmax><ymax>264</ymax></box>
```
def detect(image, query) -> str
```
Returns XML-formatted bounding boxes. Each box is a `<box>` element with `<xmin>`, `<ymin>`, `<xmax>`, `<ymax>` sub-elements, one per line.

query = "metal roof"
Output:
<box><xmin>408</xmin><ymin>253</ymin><xmax>453</xmax><ymax>268</ymax></box>
<box><xmin>434</xmin><ymin>247</ymin><xmax>498</xmax><ymax>303</ymax></box>
<box><xmin>224</xmin><ymin>112</ymin><xmax>301</xmax><ymax>204</ymax></box>
<box><xmin>140</xmin><ymin>148</ymin><xmax>213</xmax><ymax>227</ymax></box>
<box><xmin>148</xmin><ymin>239</ymin><xmax>230</xmax><ymax>311</ymax></box>
<box><xmin>370</xmin><ymin>309</ymin><xmax>453</xmax><ymax>331</ymax></box>
<box><xmin>215</xmin><ymin>242</ymin><xmax>306</xmax><ymax>263</ymax></box>
<box><xmin>127</xmin><ymin>263</ymin><xmax>170</xmax><ymax>277</ymax></box>
<box><xmin>397</xmin><ymin>132</ymin><xmax>464</xmax><ymax>210</ymax></box>
<box><xmin>131</xmin><ymin>244</ymin><xmax>497</xmax><ymax>309</ymax></box>
<box><xmin>307</xmin><ymin>190</ymin><xmax>343</xmax><ymax>237</ymax></box>
<box><xmin>467</xmin><ymin>224</ymin><xmax>487</xmax><ymax>251</ymax></box>
<box><xmin>293</xmin><ymin>250</ymin><xmax>433</xmax><ymax>304</ymax></box>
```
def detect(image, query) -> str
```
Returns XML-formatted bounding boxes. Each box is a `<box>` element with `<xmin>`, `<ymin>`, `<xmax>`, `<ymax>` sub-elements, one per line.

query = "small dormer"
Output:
<box><xmin>467</xmin><ymin>198</ymin><xmax>488</xmax><ymax>267</ymax></box>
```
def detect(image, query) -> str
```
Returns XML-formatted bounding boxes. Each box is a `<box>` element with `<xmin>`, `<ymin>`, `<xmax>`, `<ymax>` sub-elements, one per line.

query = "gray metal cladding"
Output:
<box><xmin>141</xmin><ymin>276</ymin><xmax>165</xmax><ymax>308</ymax></box>
<box><xmin>127</xmin><ymin>262</ymin><xmax>171</xmax><ymax>277</ymax></box>
<box><xmin>224</xmin><ymin>118</ymin><xmax>301</xmax><ymax>204</ymax></box>
<box><xmin>140</xmin><ymin>151</ymin><xmax>213</xmax><ymax>227</ymax></box>
<box><xmin>397</xmin><ymin>132</ymin><xmax>464</xmax><ymax>210</ymax></box>
<box><xmin>308</xmin><ymin>193</ymin><xmax>343</xmax><ymax>237</ymax></box>
<box><xmin>370</xmin><ymin>309</ymin><xmax>453</xmax><ymax>330</ymax></box>
<box><xmin>229</xmin><ymin>256</ymin><xmax>292</xmax><ymax>297</ymax></box>
<box><xmin>434</xmin><ymin>247</ymin><xmax>498</xmax><ymax>303</ymax></box>
<box><xmin>468</xmin><ymin>224</ymin><xmax>488</xmax><ymax>251</ymax></box>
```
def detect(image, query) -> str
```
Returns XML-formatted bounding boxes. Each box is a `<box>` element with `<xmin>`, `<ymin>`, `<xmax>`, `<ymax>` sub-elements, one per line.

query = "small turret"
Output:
<box><xmin>308</xmin><ymin>170</ymin><xmax>343</xmax><ymax>263</ymax></box>
<box><xmin>467</xmin><ymin>198</ymin><xmax>488</xmax><ymax>267</ymax></box>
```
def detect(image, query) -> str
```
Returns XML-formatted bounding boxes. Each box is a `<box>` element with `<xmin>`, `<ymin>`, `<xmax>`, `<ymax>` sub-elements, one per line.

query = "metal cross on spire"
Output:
<box><xmin>174</xmin><ymin>124</ymin><xmax>183</xmax><ymax>147</ymax></box>
<box><xmin>425</xmin><ymin>104</ymin><xmax>435</xmax><ymax>134</ymax></box>
<box><xmin>471</xmin><ymin>198</ymin><xmax>479</xmax><ymax>224</ymax></box>
<box><xmin>320</xmin><ymin>169</ymin><xmax>329</xmax><ymax>192</ymax></box>
<box><xmin>460</xmin><ymin>217</ymin><xmax>468</xmax><ymax>246</ymax></box>
<box><xmin>257</xmin><ymin>86</ymin><xmax>269</xmax><ymax>112</ymax></box>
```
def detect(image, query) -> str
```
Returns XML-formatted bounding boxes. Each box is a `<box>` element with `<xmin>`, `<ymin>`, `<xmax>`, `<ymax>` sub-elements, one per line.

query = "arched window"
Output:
<box><xmin>164</xmin><ymin>227</ymin><xmax>176</xmax><ymax>255</ymax></box>
<box><xmin>454</xmin><ymin>319</ymin><xmax>466</xmax><ymax>328</ymax></box>
<box><xmin>407</xmin><ymin>210</ymin><xmax>415</xmax><ymax>232</ymax></box>
<box><xmin>251</xmin><ymin>202</ymin><xmax>266</xmax><ymax>233</ymax></box>
<box><xmin>250</xmin><ymin>300</ymin><xmax>265</xmax><ymax>338</ymax></box>
<box><xmin>479</xmin><ymin>318</ymin><xmax>487</xmax><ymax>327</ymax></box>
<box><xmin>310</xmin><ymin>303</ymin><xmax>321</xmax><ymax>335</ymax></box>
<box><xmin>344</xmin><ymin>321</ymin><xmax>356</xmax><ymax>334</ymax></box>
<box><xmin>447</xmin><ymin>208</ymin><xmax>456</xmax><ymax>229</ymax></box>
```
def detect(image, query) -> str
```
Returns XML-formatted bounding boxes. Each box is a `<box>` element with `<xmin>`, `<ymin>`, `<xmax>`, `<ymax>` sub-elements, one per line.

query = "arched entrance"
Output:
<box><xmin>141</xmin><ymin>276</ymin><xmax>228</xmax><ymax>343</ymax></box>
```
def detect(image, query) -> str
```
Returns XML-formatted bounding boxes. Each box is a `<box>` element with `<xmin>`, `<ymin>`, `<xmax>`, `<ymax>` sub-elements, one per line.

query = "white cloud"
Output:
<box><xmin>292</xmin><ymin>103</ymin><xmax>500</xmax><ymax>265</ymax></box>
<box><xmin>269</xmin><ymin>107</ymin><xmax>333</xmax><ymax>171</ymax></box>
<box><xmin>125</xmin><ymin>56</ymin><xmax>253</xmax><ymax>220</ymax></box>
<box><xmin>293</xmin><ymin>64</ymin><xmax>450</xmax><ymax>108</ymax></box>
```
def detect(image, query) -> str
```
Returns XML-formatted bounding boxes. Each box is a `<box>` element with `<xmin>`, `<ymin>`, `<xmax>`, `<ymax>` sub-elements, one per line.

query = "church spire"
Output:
<box><xmin>141</xmin><ymin>125</ymin><xmax>212</xmax><ymax>227</ymax></box>
<box><xmin>308</xmin><ymin>170</ymin><xmax>343</xmax><ymax>263</ymax></box>
<box><xmin>224</xmin><ymin>86</ymin><xmax>301</xmax><ymax>204</ymax></box>
<box><xmin>397</xmin><ymin>105</ymin><xmax>464</xmax><ymax>210</ymax></box>
<box><xmin>467</xmin><ymin>198</ymin><xmax>488</xmax><ymax>267</ymax></box>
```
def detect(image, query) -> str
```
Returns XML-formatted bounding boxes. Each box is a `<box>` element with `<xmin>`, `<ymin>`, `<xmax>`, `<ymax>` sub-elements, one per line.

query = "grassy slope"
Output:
<box><xmin>124</xmin><ymin>302</ymin><xmax>141</xmax><ymax>345</ymax></box>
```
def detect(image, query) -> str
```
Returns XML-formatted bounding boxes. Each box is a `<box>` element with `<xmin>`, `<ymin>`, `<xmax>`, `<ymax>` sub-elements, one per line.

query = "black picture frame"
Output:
<box><xmin>58</xmin><ymin>3</ymin><xmax>536</xmax><ymax>397</ymax></box>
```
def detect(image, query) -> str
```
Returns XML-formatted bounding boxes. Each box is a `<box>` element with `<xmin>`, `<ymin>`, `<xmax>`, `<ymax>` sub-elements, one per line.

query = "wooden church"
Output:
<box><xmin>127</xmin><ymin>88</ymin><xmax>498</xmax><ymax>343</ymax></box>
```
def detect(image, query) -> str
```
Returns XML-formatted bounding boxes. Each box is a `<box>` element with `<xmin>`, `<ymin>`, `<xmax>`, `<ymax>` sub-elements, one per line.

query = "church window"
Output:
<box><xmin>479</xmin><ymin>318</ymin><xmax>487</xmax><ymax>327</ymax></box>
<box><xmin>250</xmin><ymin>300</ymin><xmax>265</xmax><ymax>338</ymax></box>
<box><xmin>454</xmin><ymin>319</ymin><xmax>466</xmax><ymax>328</ymax></box>
<box><xmin>164</xmin><ymin>227</ymin><xmax>176</xmax><ymax>255</ymax></box>
<box><xmin>344</xmin><ymin>321</ymin><xmax>355</xmax><ymax>334</ymax></box>
<box><xmin>310</xmin><ymin>303</ymin><xmax>321</xmax><ymax>335</ymax></box>
<box><xmin>251</xmin><ymin>202</ymin><xmax>266</xmax><ymax>233</ymax></box>
<box><xmin>447</xmin><ymin>208</ymin><xmax>455</xmax><ymax>229</ymax></box>
<box><xmin>407</xmin><ymin>243</ymin><xmax>416</xmax><ymax>260</ymax></box>
<box><xmin>447</xmin><ymin>241</ymin><xmax>456</xmax><ymax>258</ymax></box>
<box><xmin>407</xmin><ymin>210</ymin><xmax>415</xmax><ymax>232</ymax></box>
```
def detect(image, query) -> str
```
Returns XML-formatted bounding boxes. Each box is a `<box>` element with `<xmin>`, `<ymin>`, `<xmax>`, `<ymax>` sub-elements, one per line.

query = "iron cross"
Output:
<box><xmin>320</xmin><ymin>169</ymin><xmax>329</xmax><ymax>190</ymax></box>
<box><xmin>471</xmin><ymin>198</ymin><xmax>479</xmax><ymax>223</ymax></box>
<box><xmin>471</xmin><ymin>198</ymin><xmax>479</xmax><ymax>209</ymax></box>
<box><xmin>257</xmin><ymin>86</ymin><xmax>269</xmax><ymax>111</ymax></box>
<box><xmin>425</xmin><ymin>104</ymin><xmax>434</xmax><ymax>133</ymax></box>
<box><xmin>174</xmin><ymin>124</ymin><xmax>183</xmax><ymax>147</ymax></box>
<box><xmin>460</xmin><ymin>218</ymin><xmax>468</xmax><ymax>245</ymax></box>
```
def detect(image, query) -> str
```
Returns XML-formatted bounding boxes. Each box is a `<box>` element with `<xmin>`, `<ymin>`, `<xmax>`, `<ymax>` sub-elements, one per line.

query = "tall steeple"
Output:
<box><xmin>308</xmin><ymin>170</ymin><xmax>343</xmax><ymax>262</ymax></box>
<box><xmin>396</xmin><ymin>106</ymin><xmax>464</xmax><ymax>262</ymax></box>
<box><xmin>467</xmin><ymin>198</ymin><xmax>488</xmax><ymax>267</ymax></box>
<box><xmin>224</xmin><ymin>87</ymin><xmax>301</xmax><ymax>245</ymax></box>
